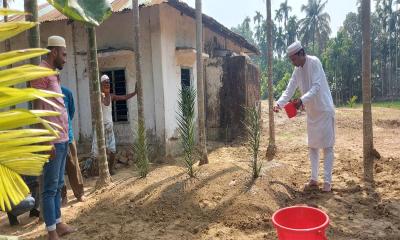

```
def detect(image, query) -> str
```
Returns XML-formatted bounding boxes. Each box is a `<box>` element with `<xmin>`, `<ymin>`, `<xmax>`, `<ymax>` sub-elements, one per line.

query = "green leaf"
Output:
<box><xmin>0</xmin><ymin>49</ymin><xmax>50</xmax><ymax>68</ymax></box>
<box><xmin>47</xmin><ymin>0</ymin><xmax>112</xmax><ymax>26</ymax></box>
<box><xmin>0</xmin><ymin>22</ymin><xmax>37</xmax><ymax>42</ymax></box>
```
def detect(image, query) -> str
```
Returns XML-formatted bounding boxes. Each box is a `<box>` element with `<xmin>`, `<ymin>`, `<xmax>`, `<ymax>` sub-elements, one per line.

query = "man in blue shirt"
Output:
<box><xmin>61</xmin><ymin>86</ymin><xmax>85</xmax><ymax>204</ymax></box>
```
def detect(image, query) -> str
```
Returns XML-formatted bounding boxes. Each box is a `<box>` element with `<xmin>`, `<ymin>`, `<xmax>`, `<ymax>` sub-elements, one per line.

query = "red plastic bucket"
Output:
<box><xmin>284</xmin><ymin>101</ymin><xmax>297</xmax><ymax>118</ymax></box>
<box><xmin>272</xmin><ymin>206</ymin><xmax>329</xmax><ymax>240</ymax></box>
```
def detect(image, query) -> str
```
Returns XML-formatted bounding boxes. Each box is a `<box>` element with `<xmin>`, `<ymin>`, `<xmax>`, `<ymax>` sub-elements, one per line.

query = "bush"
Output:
<box><xmin>347</xmin><ymin>95</ymin><xmax>358</xmax><ymax>108</ymax></box>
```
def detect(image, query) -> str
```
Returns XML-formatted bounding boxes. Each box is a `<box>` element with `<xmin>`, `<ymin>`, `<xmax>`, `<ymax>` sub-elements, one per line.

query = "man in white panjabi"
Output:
<box><xmin>274</xmin><ymin>41</ymin><xmax>335</xmax><ymax>192</ymax></box>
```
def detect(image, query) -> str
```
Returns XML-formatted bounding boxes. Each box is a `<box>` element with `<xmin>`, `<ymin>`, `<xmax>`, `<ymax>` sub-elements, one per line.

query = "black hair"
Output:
<box><xmin>47</xmin><ymin>46</ymin><xmax>65</xmax><ymax>53</ymax></box>
<box><xmin>296</xmin><ymin>49</ymin><xmax>305</xmax><ymax>56</ymax></box>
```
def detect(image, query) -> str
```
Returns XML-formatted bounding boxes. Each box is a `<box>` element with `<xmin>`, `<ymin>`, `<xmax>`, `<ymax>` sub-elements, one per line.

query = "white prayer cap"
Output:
<box><xmin>100</xmin><ymin>74</ymin><xmax>110</xmax><ymax>83</ymax></box>
<box><xmin>47</xmin><ymin>36</ymin><xmax>66</xmax><ymax>48</ymax></box>
<box><xmin>287</xmin><ymin>41</ymin><xmax>303</xmax><ymax>56</ymax></box>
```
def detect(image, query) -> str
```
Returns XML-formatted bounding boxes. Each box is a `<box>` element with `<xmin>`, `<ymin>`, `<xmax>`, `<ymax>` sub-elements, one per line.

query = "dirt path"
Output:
<box><xmin>1</xmin><ymin>101</ymin><xmax>399</xmax><ymax>239</ymax></box>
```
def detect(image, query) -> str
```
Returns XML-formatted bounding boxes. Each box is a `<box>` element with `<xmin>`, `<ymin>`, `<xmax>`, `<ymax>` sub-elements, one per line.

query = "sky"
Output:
<box><xmin>10</xmin><ymin>0</ymin><xmax>368</xmax><ymax>37</ymax></box>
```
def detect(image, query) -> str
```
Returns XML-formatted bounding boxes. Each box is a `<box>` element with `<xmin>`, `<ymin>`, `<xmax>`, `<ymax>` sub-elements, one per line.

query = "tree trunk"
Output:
<box><xmin>4</xmin><ymin>0</ymin><xmax>11</xmax><ymax>53</ymax></box>
<box><xmin>361</xmin><ymin>0</ymin><xmax>374</xmax><ymax>182</ymax></box>
<box><xmin>132</xmin><ymin>0</ymin><xmax>145</xmax><ymax>128</ymax></box>
<box><xmin>196</xmin><ymin>0</ymin><xmax>208</xmax><ymax>165</ymax></box>
<box><xmin>24</xmin><ymin>0</ymin><xmax>40</xmax><ymax>66</ymax></box>
<box><xmin>24</xmin><ymin>0</ymin><xmax>42</xmax><ymax>219</ymax></box>
<box><xmin>266</xmin><ymin>0</ymin><xmax>276</xmax><ymax>160</ymax></box>
<box><xmin>87</xmin><ymin>26</ymin><xmax>112</xmax><ymax>188</ymax></box>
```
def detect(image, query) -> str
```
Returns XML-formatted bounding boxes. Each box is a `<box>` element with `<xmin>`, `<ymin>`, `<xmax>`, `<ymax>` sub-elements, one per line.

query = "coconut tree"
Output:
<box><xmin>132</xmin><ymin>0</ymin><xmax>149</xmax><ymax>177</ymax></box>
<box><xmin>361</xmin><ymin>0</ymin><xmax>374</xmax><ymax>182</ymax></box>
<box><xmin>196</xmin><ymin>0</ymin><xmax>208</xmax><ymax>165</ymax></box>
<box><xmin>3</xmin><ymin>0</ymin><xmax>11</xmax><ymax>53</ymax></box>
<box><xmin>298</xmin><ymin>0</ymin><xmax>331</xmax><ymax>54</ymax></box>
<box><xmin>274</xmin><ymin>26</ymin><xmax>286</xmax><ymax>58</ymax></box>
<box><xmin>287</xmin><ymin>16</ymin><xmax>298</xmax><ymax>45</ymax></box>
<box><xmin>24</xmin><ymin>0</ymin><xmax>40</xmax><ymax>65</ymax></box>
<box><xmin>24</xmin><ymin>0</ymin><xmax>42</xmax><ymax>218</ymax></box>
<box><xmin>253</xmin><ymin>11</ymin><xmax>264</xmax><ymax>43</ymax></box>
<box><xmin>266</xmin><ymin>0</ymin><xmax>276</xmax><ymax>160</ymax></box>
<box><xmin>86</xmin><ymin>26</ymin><xmax>112</xmax><ymax>187</ymax></box>
<box><xmin>277</xmin><ymin>0</ymin><xmax>292</xmax><ymax>29</ymax></box>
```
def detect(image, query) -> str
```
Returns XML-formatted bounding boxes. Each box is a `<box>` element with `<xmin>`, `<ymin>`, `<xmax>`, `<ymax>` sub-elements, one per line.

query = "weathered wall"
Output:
<box><xmin>219</xmin><ymin>56</ymin><xmax>260</xmax><ymax>141</ymax></box>
<box><xmin>205</xmin><ymin>57</ymin><xmax>224</xmax><ymax>140</ymax></box>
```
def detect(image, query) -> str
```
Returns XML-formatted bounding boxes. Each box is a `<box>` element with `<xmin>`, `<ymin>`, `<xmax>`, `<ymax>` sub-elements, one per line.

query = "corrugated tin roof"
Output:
<box><xmin>7</xmin><ymin>0</ymin><xmax>156</xmax><ymax>22</ymax></box>
<box><xmin>6</xmin><ymin>0</ymin><xmax>259</xmax><ymax>54</ymax></box>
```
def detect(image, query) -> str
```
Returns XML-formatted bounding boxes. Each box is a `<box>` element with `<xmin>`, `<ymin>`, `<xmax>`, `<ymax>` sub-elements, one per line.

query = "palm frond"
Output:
<box><xmin>242</xmin><ymin>105</ymin><xmax>262</xmax><ymax>179</ymax></box>
<box><xmin>0</xmin><ymin>49</ymin><xmax>50</xmax><ymax>68</ymax></box>
<box><xmin>134</xmin><ymin>120</ymin><xmax>150</xmax><ymax>178</ymax></box>
<box><xmin>0</xmin><ymin>87</ymin><xmax>63</xmax><ymax>109</ymax></box>
<box><xmin>0</xmin><ymin>65</ymin><xmax>58</xmax><ymax>87</ymax></box>
<box><xmin>0</xmin><ymin>22</ymin><xmax>37</xmax><ymax>42</ymax></box>
<box><xmin>0</xmin><ymin>8</ymin><xmax>26</xmax><ymax>16</ymax></box>
<box><xmin>176</xmin><ymin>86</ymin><xmax>197</xmax><ymax>177</ymax></box>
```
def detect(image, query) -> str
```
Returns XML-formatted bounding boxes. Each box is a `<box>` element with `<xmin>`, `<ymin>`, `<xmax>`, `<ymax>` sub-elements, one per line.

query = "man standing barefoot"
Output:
<box><xmin>31</xmin><ymin>36</ymin><xmax>76</xmax><ymax>240</ymax></box>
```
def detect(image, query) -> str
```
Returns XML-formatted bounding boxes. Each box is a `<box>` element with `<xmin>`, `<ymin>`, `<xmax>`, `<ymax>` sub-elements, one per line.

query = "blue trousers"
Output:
<box><xmin>8</xmin><ymin>195</ymin><xmax>35</xmax><ymax>217</ymax></box>
<box><xmin>42</xmin><ymin>142</ymin><xmax>68</xmax><ymax>231</ymax></box>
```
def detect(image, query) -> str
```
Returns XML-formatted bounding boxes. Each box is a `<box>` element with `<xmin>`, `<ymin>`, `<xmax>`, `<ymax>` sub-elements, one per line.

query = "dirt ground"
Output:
<box><xmin>1</xmin><ymin>101</ymin><xmax>400</xmax><ymax>240</ymax></box>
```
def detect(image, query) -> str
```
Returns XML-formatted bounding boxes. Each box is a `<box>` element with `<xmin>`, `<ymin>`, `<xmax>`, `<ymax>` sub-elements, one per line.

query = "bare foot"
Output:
<box><xmin>47</xmin><ymin>230</ymin><xmax>59</xmax><ymax>240</ymax></box>
<box><xmin>322</xmin><ymin>182</ymin><xmax>332</xmax><ymax>192</ymax></box>
<box><xmin>56</xmin><ymin>222</ymin><xmax>76</xmax><ymax>236</ymax></box>
<box><xmin>77</xmin><ymin>196</ymin><xmax>86</xmax><ymax>202</ymax></box>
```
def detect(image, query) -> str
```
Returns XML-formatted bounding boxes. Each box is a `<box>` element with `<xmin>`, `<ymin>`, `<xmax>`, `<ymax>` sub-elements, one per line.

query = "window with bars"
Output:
<box><xmin>101</xmin><ymin>69</ymin><xmax>128</xmax><ymax>122</ymax></box>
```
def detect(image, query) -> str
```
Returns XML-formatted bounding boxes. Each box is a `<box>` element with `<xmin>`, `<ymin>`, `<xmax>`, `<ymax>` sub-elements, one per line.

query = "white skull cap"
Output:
<box><xmin>47</xmin><ymin>35</ymin><xmax>66</xmax><ymax>48</ymax></box>
<box><xmin>100</xmin><ymin>74</ymin><xmax>110</xmax><ymax>82</ymax></box>
<box><xmin>287</xmin><ymin>41</ymin><xmax>303</xmax><ymax>56</ymax></box>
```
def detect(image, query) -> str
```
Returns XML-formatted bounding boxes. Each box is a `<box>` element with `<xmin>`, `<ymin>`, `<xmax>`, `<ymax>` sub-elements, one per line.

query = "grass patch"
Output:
<box><xmin>338</xmin><ymin>100</ymin><xmax>400</xmax><ymax>110</ymax></box>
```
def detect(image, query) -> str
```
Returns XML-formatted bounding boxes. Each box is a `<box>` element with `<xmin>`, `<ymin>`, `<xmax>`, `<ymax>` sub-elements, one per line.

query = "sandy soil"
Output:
<box><xmin>1</xmin><ymin>101</ymin><xmax>400</xmax><ymax>240</ymax></box>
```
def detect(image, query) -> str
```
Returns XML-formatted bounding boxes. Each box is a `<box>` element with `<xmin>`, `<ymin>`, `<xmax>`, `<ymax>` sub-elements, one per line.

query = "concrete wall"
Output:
<box><xmin>158</xmin><ymin>4</ymin><xmax>198</xmax><ymax>156</ymax></box>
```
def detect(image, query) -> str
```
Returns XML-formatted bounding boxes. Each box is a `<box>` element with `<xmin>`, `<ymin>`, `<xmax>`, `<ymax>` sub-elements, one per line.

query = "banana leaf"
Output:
<box><xmin>47</xmin><ymin>0</ymin><xmax>112</xmax><ymax>26</ymax></box>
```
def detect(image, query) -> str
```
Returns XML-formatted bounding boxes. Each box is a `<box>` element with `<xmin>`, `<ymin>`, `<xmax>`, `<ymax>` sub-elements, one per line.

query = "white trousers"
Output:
<box><xmin>309</xmin><ymin>147</ymin><xmax>334</xmax><ymax>184</ymax></box>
